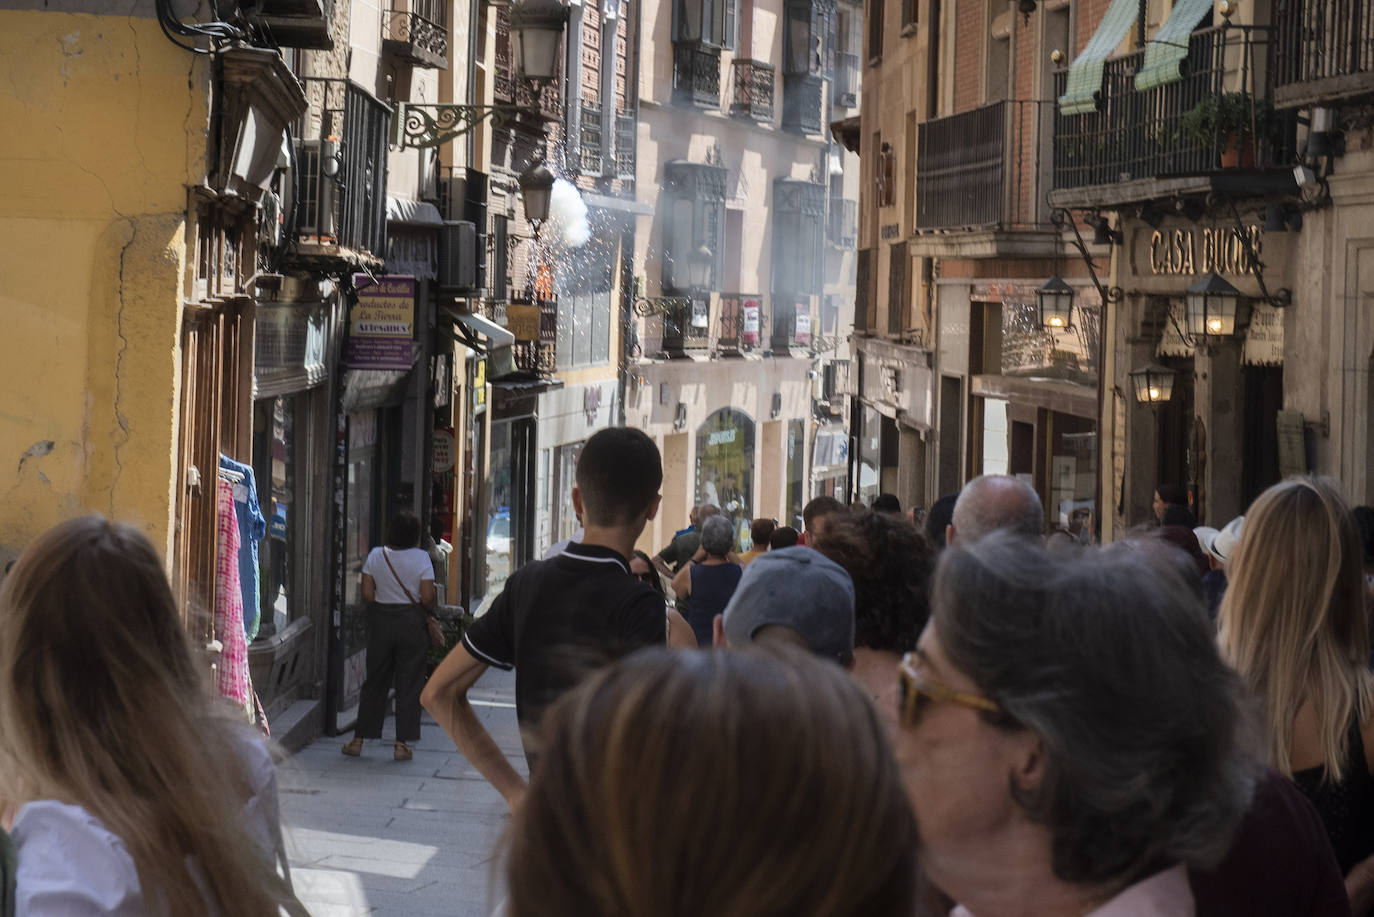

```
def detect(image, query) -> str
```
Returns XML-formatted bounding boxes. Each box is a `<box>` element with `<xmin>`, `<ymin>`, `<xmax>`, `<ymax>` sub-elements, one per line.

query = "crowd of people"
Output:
<box><xmin>4</xmin><ymin>422</ymin><xmax>1374</xmax><ymax>916</ymax></box>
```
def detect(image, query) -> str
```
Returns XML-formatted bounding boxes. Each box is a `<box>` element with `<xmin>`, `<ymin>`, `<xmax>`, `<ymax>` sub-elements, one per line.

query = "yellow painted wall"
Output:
<box><xmin>0</xmin><ymin>12</ymin><xmax>208</xmax><ymax>561</ymax></box>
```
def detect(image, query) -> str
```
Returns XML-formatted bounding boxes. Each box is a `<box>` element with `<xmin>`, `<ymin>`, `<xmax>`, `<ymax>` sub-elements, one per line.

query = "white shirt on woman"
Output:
<box><xmin>362</xmin><ymin>545</ymin><xmax>434</xmax><ymax>603</ymax></box>
<box><xmin>11</xmin><ymin>725</ymin><xmax>281</xmax><ymax>916</ymax></box>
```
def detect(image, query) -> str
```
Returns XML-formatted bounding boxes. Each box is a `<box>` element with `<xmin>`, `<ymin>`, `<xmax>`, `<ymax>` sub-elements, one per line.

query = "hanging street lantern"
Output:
<box><xmin>509</xmin><ymin>0</ymin><xmax>569</xmax><ymax>85</ymax></box>
<box><xmin>519</xmin><ymin>162</ymin><xmax>555</xmax><ymax>227</ymax></box>
<box><xmin>1129</xmin><ymin>363</ymin><xmax>1176</xmax><ymax>405</ymax></box>
<box><xmin>1036</xmin><ymin>275</ymin><xmax>1075</xmax><ymax>330</ymax></box>
<box><xmin>1185</xmin><ymin>271</ymin><xmax>1241</xmax><ymax>340</ymax></box>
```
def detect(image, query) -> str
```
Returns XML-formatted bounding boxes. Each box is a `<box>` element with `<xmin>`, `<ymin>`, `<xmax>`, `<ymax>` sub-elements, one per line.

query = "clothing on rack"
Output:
<box><xmin>219</xmin><ymin>454</ymin><xmax>267</xmax><ymax>642</ymax></box>
<box><xmin>214</xmin><ymin>478</ymin><xmax>254</xmax><ymax>718</ymax></box>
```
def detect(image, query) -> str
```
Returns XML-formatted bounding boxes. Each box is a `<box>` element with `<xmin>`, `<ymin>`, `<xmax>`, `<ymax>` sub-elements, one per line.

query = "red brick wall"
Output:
<box><xmin>1076</xmin><ymin>0</ymin><xmax>1109</xmax><ymax>55</ymax></box>
<box><xmin>953</xmin><ymin>0</ymin><xmax>982</xmax><ymax>113</ymax></box>
<box><xmin>1013</xmin><ymin>13</ymin><xmax>1035</xmax><ymax>222</ymax></box>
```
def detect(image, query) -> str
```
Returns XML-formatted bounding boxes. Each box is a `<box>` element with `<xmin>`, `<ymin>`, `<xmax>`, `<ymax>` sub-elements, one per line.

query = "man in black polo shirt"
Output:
<box><xmin>421</xmin><ymin>426</ymin><xmax>669</xmax><ymax>811</ymax></box>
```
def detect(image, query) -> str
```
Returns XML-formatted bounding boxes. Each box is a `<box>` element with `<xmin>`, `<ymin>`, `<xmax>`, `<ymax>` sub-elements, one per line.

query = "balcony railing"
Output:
<box><xmin>293</xmin><ymin>78</ymin><xmax>391</xmax><ymax>266</ymax></box>
<box><xmin>674</xmin><ymin>41</ymin><xmax>722</xmax><ymax>108</ymax></box>
<box><xmin>715</xmin><ymin>293</ymin><xmax>764</xmax><ymax>354</ymax></box>
<box><xmin>782</xmin><ymin>73</ymin><xmax>825</xmax><ymax>134</ymax></box>
<box><xmin>512</xmin><ymin>298</ymin><xmax>558</xmax><ymax>374</ymax></box>
<box><xmin>579</xmin><ymin>102</ymin><xmax>603</xmax><ymax>174</ymax></box>
<box><xmin>835</xmin><ymin>52</ymin><xmax>860</xmax><ymax>108</ymax></box>
<box><xmin>1273</xmin><ymin>0</ymin><xmax>1374</xmax><ymax>107</ymax></box>
<box><xmin>828</xmin><ymin>198</ymin><xmax>857</xmax><ymax>247</ymax></box>
<box><xmin>1052</xmin><ymin>25</ymin><xmax>1296</xmax><ymax>193</ymax></box>
<box><xmin>731</xmin><ymin>59</ymin><xmax>775</xmax><ymax>122</ymax></box>
<box><xmin>383</xmin><ymin>5</ymin><xmax>448</xmax><ymax>69</ymax></box>
<box><xmin>916</xmin><ymin>99</ymin><xmax>1051</xmax><ymax>231</ymax></box>
<box><xmin>615</xmin><ymin>110</ymin><xmax>636</xmax><ymax>181</ymax></box>
<box><xmin>495</xmin><ymin>11</ymin><xmax>514</xmax><ymax>99</ymax></box>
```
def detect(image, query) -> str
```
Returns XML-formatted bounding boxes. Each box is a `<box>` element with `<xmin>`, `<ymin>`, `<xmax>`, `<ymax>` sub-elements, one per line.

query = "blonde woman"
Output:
<box><xmin>0</xmin><ymin>516</ymin><xmax>306</xmax><ymax>916</ymax></box>
<box><xmin>1219</xmin><ymin>476</ymin><xmax>1374</xmax><ymax>914</ymax></box>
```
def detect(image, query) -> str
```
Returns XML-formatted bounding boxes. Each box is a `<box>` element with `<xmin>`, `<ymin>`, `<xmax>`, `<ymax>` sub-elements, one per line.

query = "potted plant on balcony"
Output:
<box><xmin>1180</xmin><ymin>92</ymin><xmax>1274</xmax><ymax>168</ymax></box>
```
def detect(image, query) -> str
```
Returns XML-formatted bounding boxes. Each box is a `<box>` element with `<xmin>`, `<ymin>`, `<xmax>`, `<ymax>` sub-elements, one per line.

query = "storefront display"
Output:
<box><xmin>696</xmin><ymin>408</ymin><xmax>756</xmax><ymax>528</ymax></box>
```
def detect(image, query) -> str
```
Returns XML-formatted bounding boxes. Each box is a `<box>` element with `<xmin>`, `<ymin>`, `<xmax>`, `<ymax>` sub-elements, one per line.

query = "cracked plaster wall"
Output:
<box><xmin>0</xmin><ymin>11</ymin><xmax>207</xmax><ymax>564</ymax></box>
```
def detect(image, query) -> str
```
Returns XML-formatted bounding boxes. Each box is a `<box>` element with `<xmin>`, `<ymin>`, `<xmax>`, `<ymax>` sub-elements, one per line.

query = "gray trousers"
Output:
<box><xmin>355</xmin><ymin>603</ymin><xmax>428</xmax><ymax>742</ymax></box>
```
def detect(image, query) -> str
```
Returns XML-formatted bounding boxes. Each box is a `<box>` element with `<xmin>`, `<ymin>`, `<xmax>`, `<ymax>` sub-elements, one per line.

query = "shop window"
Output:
<box><xmin>552</xmin><ymin>441</ymin><xmax>586</xmax><ymax>544</ymax></box>
<box><xmin>1048</xmin><ymin>413</ymin><xmax>1096</xmax><ymax>536</ymax></box>
<box><xmin>857</xmin><ymin>404</ymin><xmax>881</xmax><ymax>507</ymax></box>
<box><xmin>252</xmin><ymin>395</ymin><xmax>302</xmax><ymax>639</ymax></box>
<box><xmin>786</xmin><ymin>419</ymin><xmax>806</xmax><ymax>530</ymax></box>
<box><xmin>662</xmin><ymin>160</ymin><xmax>727</xmax><ymax>294</ymax></box>
<box><xmin>696</xmin><ymin>408</ymin><xmax>756</xmax><ymax>532</ymax></box>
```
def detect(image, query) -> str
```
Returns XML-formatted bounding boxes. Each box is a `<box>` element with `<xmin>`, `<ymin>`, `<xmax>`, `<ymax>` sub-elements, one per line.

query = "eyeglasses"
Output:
<box><xmin>898</xmin><ymin>652</ymin><xmax>1001</xmax><ymax>726</ymax></box>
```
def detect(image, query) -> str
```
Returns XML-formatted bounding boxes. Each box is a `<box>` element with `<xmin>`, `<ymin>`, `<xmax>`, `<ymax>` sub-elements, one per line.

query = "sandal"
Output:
<box><xmin>341</xmin><ymin>737</ymin><xmax>363</xmax><ymax>757</ymax></box>
<box><xmin>394</xmin><ymin>741</ymin><xmax>413</xmax><ymax>761</ymax></box>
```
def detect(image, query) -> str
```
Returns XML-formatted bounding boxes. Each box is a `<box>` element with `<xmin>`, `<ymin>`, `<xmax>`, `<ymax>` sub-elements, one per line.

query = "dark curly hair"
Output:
<box><xmin>813</xmin><ymin>510</ymin><xmax>936</xmax><ymax>653</ymax></box>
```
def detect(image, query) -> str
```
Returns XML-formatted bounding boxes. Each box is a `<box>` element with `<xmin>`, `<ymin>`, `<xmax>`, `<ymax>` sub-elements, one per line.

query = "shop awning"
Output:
<box><xmin>386</xmin><ymin>197</ymin><xmax>445</xmax><ymax>227</ymax></box>
<box><xmin>1135</xmin><ymin>0</ymin><xmax>1212</xmax><ymax>90</ymax></box>
<box><xmin>1058</xmin><ymin>0</ymin><xmax>1141</xmax><ymax>115</ymax></box>
<box><xmin>440</xmin><ymin>306</ymin><xmax>515</xmax><ymax>354</ymax></box>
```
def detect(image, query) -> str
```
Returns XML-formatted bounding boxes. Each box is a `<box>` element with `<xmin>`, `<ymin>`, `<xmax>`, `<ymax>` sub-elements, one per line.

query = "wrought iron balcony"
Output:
<box><xmin>731</xmin><ymin>59</ymin><xmax>775</xmax><ymax>122</ymax></box>
<box><xmin>495</xmin><ymin>11</ymin><xmax>515</xmax><ymax>100</ymax></box>
<box><xmin>383</xmin><ymin>3</ymin><xmax>448</xmax><ymax>69</ymax></box>
<box><xmin>615</xmin><ymin>110</ymin><xmax>636</xmax><ymax>181</ymax></box>
<box><xmin>828</xmin><ymin>198</ymin><xmax>857</xmax><ymax>248</ymax></box>
<box><xmin>782</xmin><ymin>72</ymin><xmax>824</xmax><ymax>135</ymax></box>
<box><xmin>1273</xmin><ymin>0</ymin><xmax>1374</xmax><ymax>108</ymax></box>
<box><xmin>916</xmin><ymin>100</ymin><xmax>1051</xmax><ymax>232</ymax></box>
<box><xmin>291</xmin><ymin>78</ymin><xmax>391</xmax><ymax>269</ymax></box>
<box><xmin>1051</xmin><ymin>25</ymin><xmax>1297</xmax><ymax>203</ymax></box>
<box><xmin>715</xmin><ymin>293</ymin><xmax>763</xmax><ymax>354</ymax></box>
<box><xmin>512</xmin><ymin>298</ymin><xmax>559</xmax><ymax>375</ymax></box>
<box><xmin>579</xmin><ymin>102</ymin><xmax>603</xmax><ymax>174</ymax></box>
<box><xmin>674</xmin><ymin>41</ymin><xmax>722</xmax><ymax>108</ymax></box>
<box><xmin>835</xmin><ymin>52</ymin><xmax>860</xmax><ymax>108</ymax></box>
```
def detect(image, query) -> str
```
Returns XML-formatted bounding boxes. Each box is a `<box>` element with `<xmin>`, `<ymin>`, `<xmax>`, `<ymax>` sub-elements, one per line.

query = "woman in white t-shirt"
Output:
<box><xmin>0</xmin><ymin>516</ymin><xmax>305</xmax><ymax>916</ymax></box>
<box><xmin>342</xmin><ymin>510</ymin><xmax>436</xmax><ymax>762</ymax></box>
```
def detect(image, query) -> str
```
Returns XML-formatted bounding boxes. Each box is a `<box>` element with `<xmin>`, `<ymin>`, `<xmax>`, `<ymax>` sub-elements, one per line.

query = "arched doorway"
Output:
<box><xmin>696</xmin><ymin>408</ymin><xmax>756</xmax><ymax>533</ymax></box>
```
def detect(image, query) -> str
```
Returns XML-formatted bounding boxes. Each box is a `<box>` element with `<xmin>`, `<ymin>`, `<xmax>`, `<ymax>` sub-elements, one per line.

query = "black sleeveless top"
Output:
<box><xmin>1291</xmin><ymin>718</ymin><xmax>1374</xmax><ymax>875</ymax></box>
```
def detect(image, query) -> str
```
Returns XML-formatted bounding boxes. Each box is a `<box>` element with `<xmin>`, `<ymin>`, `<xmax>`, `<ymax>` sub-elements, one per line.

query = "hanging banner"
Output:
<box><xmin>691</xmin><ymin>298</ymin><xmax>709</xmax><ymax>328</ymax></box>
<box><xmin>794</xmin><ymin>303</ymin><xmax>812</xmax><ymax>345</ymax></box>
<box><xmin>348</xmin><ymin>275</ymin><xmax>415</xmax><ymax>370</ymax></box>
<box><xmin>742</xmin><ymin>300</ymin><xmax>760</xmax><ymax>345</ymax></box>
<box><xmin>1156</xmin><ymin>300</ymin><xmax>1194</xmax><ymax>359</ymax></box>
<box><xmin>1244</xmin><ymin>303</ymin><xmax>1284</xmax><ymax>366</ymax></box>
<box><xmin>506</xmin><ymin>303</ymin><xmax>540</xmax><ymax>342</ymax></box>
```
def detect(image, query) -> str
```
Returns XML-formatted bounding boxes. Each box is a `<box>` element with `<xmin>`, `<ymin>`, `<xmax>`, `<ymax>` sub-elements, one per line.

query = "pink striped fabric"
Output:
<box><xmin>215</xmin><ymin>478</ymin><xmax>252</xmax><ymax>709</ymax></box>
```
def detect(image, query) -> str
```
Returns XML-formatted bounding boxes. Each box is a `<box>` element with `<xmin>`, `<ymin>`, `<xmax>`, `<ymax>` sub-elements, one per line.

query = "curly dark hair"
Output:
<box><xmin>813</xmin><ymin>510</ymin><xmax>936</xmax><ymax>653</ymax></box>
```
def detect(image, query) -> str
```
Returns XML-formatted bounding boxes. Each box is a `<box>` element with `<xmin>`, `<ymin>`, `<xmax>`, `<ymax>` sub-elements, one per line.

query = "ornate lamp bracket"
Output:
<box><xmin>634</xmin><ymin>296</ymin><xmax>691</xmax><ymax>317</ymax></box>
<box><xmin>392</xmin><ymin>101</ymin><xmax>543</xmax><ymax>149</ymax></box>
<box><xmin>1050</xmin><ymin>208</ymin><xmax>1124</xmax><ymax>305</ymax></box>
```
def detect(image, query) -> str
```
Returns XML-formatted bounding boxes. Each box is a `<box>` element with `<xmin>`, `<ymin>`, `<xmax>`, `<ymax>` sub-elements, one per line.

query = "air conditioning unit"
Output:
<box><xmin>296</xmin><ymin>139</ymin><xmax>338</xmax><ymax>242</ymax></box>
<box><xmin>438</xmin><ymin>221</ymin><xmax>478</xmax><ymax>292</ymax></box>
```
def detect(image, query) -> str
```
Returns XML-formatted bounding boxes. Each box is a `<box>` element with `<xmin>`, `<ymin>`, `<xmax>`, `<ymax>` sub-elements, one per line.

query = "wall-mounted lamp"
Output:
<box><xmin>1036</xmin><ymin>275</ymin><xmax>1076</xmax><ymax>330</ymax></box>
<box><xmin>674</xmin><ymin>402</ymin><xmax>689</xmax><ymax>431</ymax></box>
<box><xmin>1129</xmin><ymin>363</ymin><xmax>1176</xmax><ymax>406</ymax></box>
<box><xmin>1183</xmin><ymin>271</ymin><xmax>1241</xmax><ymax>345</ymax></box>
<box><xmin>1085</xmin><ymin>212</ymin><xmax>1121</xmax><ymax>246</ymax></box>
<box><xmin>518</xmin><ymin>161</ymin><xmax>555</xmax><ymax>228</ymax></box>
<box><xmin>771</xmin><ymin>392</ymin><xmax>783</xmax><ymax>419</ymax></box>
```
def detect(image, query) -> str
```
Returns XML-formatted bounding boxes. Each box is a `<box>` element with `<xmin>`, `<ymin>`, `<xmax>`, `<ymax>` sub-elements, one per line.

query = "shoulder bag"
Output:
<box><xmin>382</xmin><ymin>548</ymin><xmax>445</xmax><ymax>647</ymax></box>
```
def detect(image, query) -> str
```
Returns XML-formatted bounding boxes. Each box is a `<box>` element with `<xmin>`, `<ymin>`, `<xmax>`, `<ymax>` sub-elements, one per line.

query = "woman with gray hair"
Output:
<box><xmin>894</xmin><ymin>532</ymin><xmax>1257</xmax><ymax>916</ymax></box>
<box><xmin>671</xmin><ymin>514</ymin><xmax>742</xmax><ymax>647</ymax></box>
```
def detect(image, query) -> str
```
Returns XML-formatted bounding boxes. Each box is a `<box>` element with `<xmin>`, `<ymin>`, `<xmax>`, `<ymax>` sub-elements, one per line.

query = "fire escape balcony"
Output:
<box><xmin>1273</xmin><ymin>0</ymin><xmax>1374</xmax><ymax>108</ymax></box>
<box><xmin>383</xmin><ymin>3</ymin><xmax>449</xmax><ymax>69</ymax></box>
<box><xmin>674</xmin><ymin>41</ymin><xmax>722</xmax><ymax>108</ymax></box>
<box><xmin>781</xmin><ymin>72</ymin><xmax>824</xmax><ymax>135</ymax></box>
<box><xmin>1049</xmin><ymin>24</ymin><xmax>1298</xmax><ymax>211</ymax></box>
<box><xmin>730</xmin><ymin>59</ymin><xmax>775</xmax><ymax>122</ymax></box>
<box><xmin>290</xmin><ymin>78</ymin><xmax>391</xmax><ymax>271</ymax></box>
<box><xmin>912</xmin><ymin>99</ymin><xmax>1058</xmax><ymax>259</ymax></box>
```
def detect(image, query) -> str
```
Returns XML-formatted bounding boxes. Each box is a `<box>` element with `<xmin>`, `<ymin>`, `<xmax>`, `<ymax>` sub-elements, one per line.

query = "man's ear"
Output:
<box><xmin>945</xmin><ymin>523</ymin><xmax>957</xmax><ymax>547</ymax></box>
<box><xmin>713</xmin><ymin>613</ymin><xmax>728</xmax><ymax>648</ymax></box>
<box><xmin>644</xmin><ymin>493</ymin><xmax>661</xmax><ymax>522</ymax></box>
<box><xmin>1009</xmin><ymin>732</ymin><xmax>1045</xmax><ymax>797</ymax></box>
<box><xmin>572</xmin><ymin>486</ymin><xmax>585</xmax><ymax>520</ymax></box>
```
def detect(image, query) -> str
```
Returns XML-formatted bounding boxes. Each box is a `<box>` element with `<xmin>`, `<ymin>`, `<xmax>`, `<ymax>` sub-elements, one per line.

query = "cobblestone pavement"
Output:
<box><xmin>278</xmin><ymin>668</ymin><xmax>525</xmax><ymax>917</ymax></box>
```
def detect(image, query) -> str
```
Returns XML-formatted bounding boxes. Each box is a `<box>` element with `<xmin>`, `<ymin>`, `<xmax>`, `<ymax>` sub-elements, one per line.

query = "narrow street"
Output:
<box><xmin>279</xmin><ymin>669</ymin><xmax>524</xmax><ymax>917</ymax></box>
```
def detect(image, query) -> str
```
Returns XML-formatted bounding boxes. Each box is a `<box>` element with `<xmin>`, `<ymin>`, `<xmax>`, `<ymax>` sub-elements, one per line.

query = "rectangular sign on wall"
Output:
<box><xmin>348</xmin><ymin>275</ymin><xmax>415</xmax><ymax>369</ymax></box>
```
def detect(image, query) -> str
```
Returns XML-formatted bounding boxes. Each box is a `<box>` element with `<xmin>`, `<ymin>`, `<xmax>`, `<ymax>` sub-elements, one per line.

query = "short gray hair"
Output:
<box><xmin>700</xmin><ymin>514</ymin><xmax>735</xmax><ymax>557</ymax></box>
<box><xmin>930</xmin><ymin>532</ymin><xmax>1256</xmax><ymax>885</ymax></box>
<box><xmin>950</xmin><ymin>475</ymin><xmax>1043</xmax><ymax>543</ymax></box>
